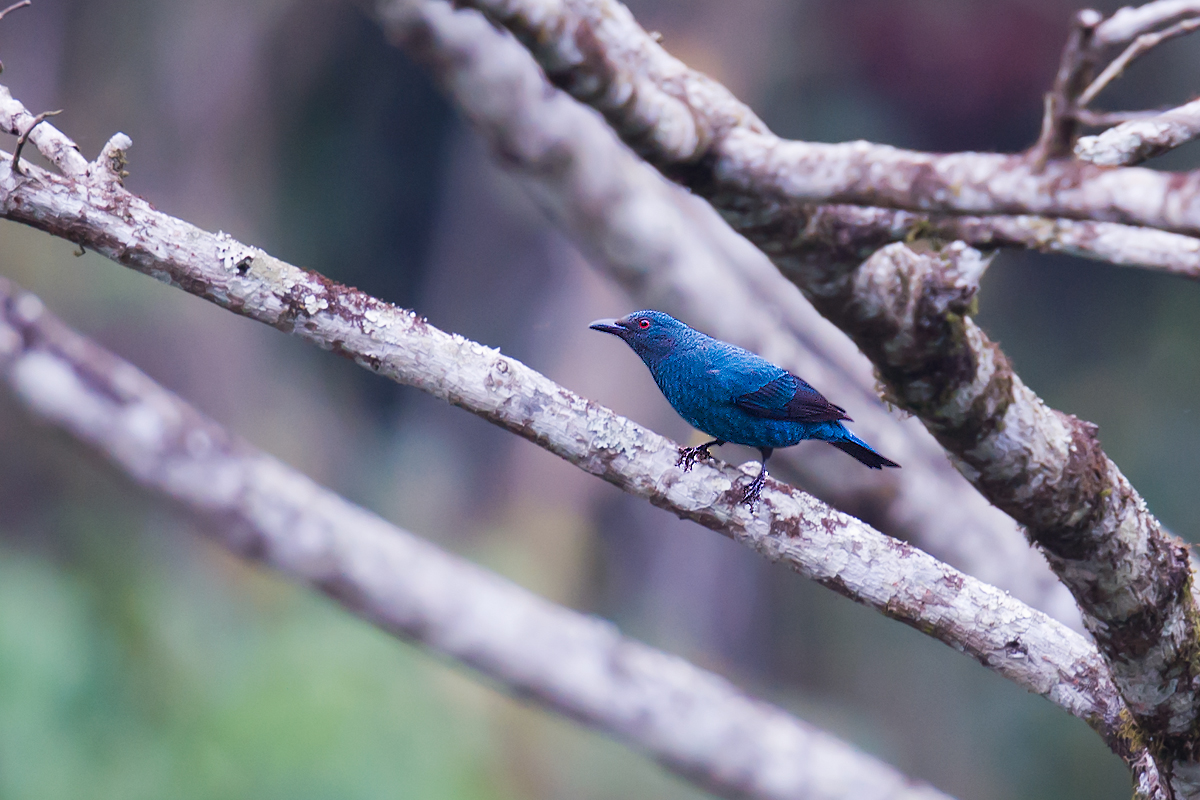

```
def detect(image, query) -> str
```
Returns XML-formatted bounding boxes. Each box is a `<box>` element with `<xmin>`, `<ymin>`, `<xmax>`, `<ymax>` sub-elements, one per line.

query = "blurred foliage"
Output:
<box><xmin>2</xmin><ymin>0</ymin><xmax>1198</xmax><ymax>798</ymax></box>
<box><xmin>0</xmin><ymin>493</ymin><xmax>701</xmax><ymax>800</ymax></box>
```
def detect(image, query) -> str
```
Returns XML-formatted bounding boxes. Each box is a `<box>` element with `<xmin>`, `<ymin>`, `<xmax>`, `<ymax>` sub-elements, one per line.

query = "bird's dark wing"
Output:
<box><xmin>734</xmin><ymin>373</ymin><xmax>851</xmax><ymax>423</ymax></box>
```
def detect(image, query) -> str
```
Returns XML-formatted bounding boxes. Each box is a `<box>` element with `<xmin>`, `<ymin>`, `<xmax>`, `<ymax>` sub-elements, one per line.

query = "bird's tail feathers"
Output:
<box><xmin>831</xmin><ymin>433</ymin><xmax>900</xmax><ymax>469</ymax></box>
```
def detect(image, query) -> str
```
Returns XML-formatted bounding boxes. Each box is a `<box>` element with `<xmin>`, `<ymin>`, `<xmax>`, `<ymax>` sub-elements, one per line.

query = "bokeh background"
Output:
<box><xmin>1</xmin><ymin>1</ymin><xmax>1199</xmax><ymax>798</ymax></box>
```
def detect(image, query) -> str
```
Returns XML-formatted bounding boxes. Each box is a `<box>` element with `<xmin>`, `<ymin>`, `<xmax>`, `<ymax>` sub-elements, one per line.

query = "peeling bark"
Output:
<box><xmin>806</xmin><ymin>239</ymin><xmax>1199</xmax><ymax>780</ymax></box>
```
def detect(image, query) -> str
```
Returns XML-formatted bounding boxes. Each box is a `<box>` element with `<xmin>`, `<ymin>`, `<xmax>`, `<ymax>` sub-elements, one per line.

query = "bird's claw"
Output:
<box><xmin>676</xmin><ymin>444</ymin><xmax>714</xmax><ymax>472</ymax></box>
<box><xmin>740</xmin><ymin>473</ymin><xmax>766</xmax><ymax>509</ymax></box>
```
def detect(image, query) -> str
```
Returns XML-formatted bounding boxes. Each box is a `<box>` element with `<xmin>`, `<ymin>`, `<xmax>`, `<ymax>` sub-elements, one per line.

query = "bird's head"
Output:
<box><xmin>588</xmin><ymin>310</ymin><xmax>690</xmax><ymax>363</ymax></box>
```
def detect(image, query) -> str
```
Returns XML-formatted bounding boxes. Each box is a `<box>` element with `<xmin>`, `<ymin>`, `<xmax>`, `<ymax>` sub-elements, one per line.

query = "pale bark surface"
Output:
<box><xmin>794</xmin><ymin>205</ymin><xmax>1200</xmax><ymax>280</ymax></box>
<box><xmin>0</xmin><ymin>96</ymin><xmax>1147</xmax><ymax>772</ymax></box>
<box><xmin>6</xmin><ymin>1</ymin><xmax>1200</xmax><ymax>796</ymax></box>
<box><xmin>379</xmin><ymin>0</ymin><xmax>1081</xmax><ymax>626</ymax></box>
<box><xmin>1076</xmin><ymin>98</ymin><xmax>1200</xmax><ymax>166</ymax></box>
<box><xmin>0</xmin><ymin>275</ymin><xmax>960</xmax><ymax>800</ymax></box>
<box><xmin>443</xmin><ymin>0</ymin><xmax>1200</xmax><ymax>791</ymax></box>
<box><xmin>452</xmin><ymin>0</ymin><xmax>1200</xmax><ymax>232</ymax></box>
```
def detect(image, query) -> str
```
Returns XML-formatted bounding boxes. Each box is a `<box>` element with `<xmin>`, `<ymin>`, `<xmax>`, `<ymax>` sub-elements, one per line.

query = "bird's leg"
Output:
<box><xmin>677</xmin><ymin>439</ymin><xmax>724</xmax><ymax>471</ymax></box>
<box><xmin>741</xmin><ymin>448</ymin><xmax>773</xmax><ymax>508</ymax></box>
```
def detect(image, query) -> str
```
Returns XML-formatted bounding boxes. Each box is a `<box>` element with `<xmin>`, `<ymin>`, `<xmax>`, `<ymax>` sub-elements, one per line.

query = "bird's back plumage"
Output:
<box><xmin>733</xmin><ymin>372</ymin><xmax>850</xmax><ymax>423</ymax></box>
<box><xmin>645</xmin><ymin>331</ymin><xmax>861</xmax><ymax>453</ymax></box>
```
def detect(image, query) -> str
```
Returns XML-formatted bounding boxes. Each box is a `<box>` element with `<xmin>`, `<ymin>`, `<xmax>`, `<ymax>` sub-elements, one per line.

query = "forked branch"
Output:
<box><xmin>379</xmin><ymin>0</ymin><xmax>1081</xmax><ymax>624</ymax></box>
<box><xmin>441</xmin><ymin>0</ymin><xmax>1200</xmax><ymax>791</ymax></box>
<box><xmin>0</xmin><ymin>85</ymin><xmax>1154</xmax><ymax>781</ymax></box>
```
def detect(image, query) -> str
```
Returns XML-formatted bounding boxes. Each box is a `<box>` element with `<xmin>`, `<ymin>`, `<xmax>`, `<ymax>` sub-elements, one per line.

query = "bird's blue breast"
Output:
<box><xmin>647</xmin><ymin>340</ymin><xmax>841</xmax><ymax>449</ymax></box>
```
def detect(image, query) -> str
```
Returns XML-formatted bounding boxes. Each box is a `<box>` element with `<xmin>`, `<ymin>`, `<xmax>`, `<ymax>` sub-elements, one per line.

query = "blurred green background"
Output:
<box><xmin>2</xmin><ymin>1</ymin><xmax>1198</xmax><ymax>798</ymax></box>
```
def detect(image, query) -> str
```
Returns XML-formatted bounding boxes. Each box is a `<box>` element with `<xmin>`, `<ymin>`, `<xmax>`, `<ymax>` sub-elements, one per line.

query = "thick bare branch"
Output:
<box><xmin>1076</xmin><ymin>98</ymin><xmax>1200</xmax><ymax>166</ymax></box>
<box><xmin>0</xmin><ymin>277</ymin><xmax>957</xmax><ymax>800</ymax></box>
<box><xmin>378</xmin><ymin>0</ymin><xmax>1080</xmax><ymax>625</ymax></box>
<box><xmin>448</xmin><ymin>0</ymin><xmax>1200</xmax><ymax>789</ymax></box>
<box><xmin>797</xmin><ymin>238</ymin><xmax>1197</xmax><ymax>792</ymax></box>
<box><xmin>706</xmin><ymin>129</ymin><xmax>1200</xmax><ymax>234</ymax></box>
<box><xmin>808</xmin><ymin>205</ymin><xmax>1200</xmax><ymax>279</ymax></box>
<box><xmin>0</xmin><ymin>116</ymin><xmax>1152</xmax><ymax>772</ymax></box>
<box><xmin>456</xmin><ymin>0</ymin><xmax>1200</xmax><ymax>236</ymax></box>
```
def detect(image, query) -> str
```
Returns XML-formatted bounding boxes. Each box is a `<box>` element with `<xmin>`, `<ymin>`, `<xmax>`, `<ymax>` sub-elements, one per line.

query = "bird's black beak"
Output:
<box><xmin>588</xmin><ymin>317</ymin><xmax>627</xmax><ymax>336</ymax></box>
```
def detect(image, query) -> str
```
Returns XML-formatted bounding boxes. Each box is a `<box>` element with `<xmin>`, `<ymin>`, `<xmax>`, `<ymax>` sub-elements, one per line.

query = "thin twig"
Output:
<box><xmin>0</xmin><ymin>0</ymin><xmax>31</xmax><ymax>24</ymax></box>
<box><xmin>1073</xmin><ymin>107</ymin><xmax>1171</xmax><ymax>126</ymax></box>
<box><xmin>10</xmin><ymin>108</ymin><xmax>60</xmax><ymax>175</ymax></box>
<box><xmin>1079</xmin><ymin>16</ymin><xmax>1200</xmax><ymax>107</ymax></box>
<box><xmin>1030</xmin><ymin>8</ymin><xmax>1102</xmax><ymax>166</ymax></box>
<box><xmin>1077</xmin><ymin>97</ymin><xmax>1200</xmax><ymax>166</ymax></box>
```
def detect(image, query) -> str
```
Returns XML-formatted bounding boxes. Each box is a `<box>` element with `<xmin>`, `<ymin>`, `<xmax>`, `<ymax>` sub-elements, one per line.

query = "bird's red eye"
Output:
<box><xmin>638</xmin><ymin>318</ymin><xmax>651</xmax><ymax>329</ymax></box>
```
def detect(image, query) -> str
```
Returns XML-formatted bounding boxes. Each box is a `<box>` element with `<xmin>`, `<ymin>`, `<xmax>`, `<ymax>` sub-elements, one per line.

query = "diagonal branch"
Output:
<box><xmin>446</xmin><ymin>0</ymin><xmax>1200</xmax><ymax>790</ymax></box>
<box><xmin>799</xmin><ymin>237</ymin><xmax>1198</xmax><ymax>795</ymax></box>
<box><xmin>0</xmin><ymin>276</ymin><xmax>955</xmax><ymax>800</ymax></box>
<box><xmin>377</xmin><ymin>0</ymin><xmax>1079</xmax><ymax>625</ymax></box>
<box><xmin>0</xmin><ymin>108</ymin><xmax>1154</xmax><ymax>777</ymax></box>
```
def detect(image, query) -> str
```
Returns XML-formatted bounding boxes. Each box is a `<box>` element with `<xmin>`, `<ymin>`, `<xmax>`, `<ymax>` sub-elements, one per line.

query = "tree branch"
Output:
<box><xmin>0</xmin><ymin>276</ymin><xmax>959</xmax><ymax>800</ymax></box>
<box><xmin>1076</xmin><ymin>98</ymin><xmax>1200</xmax><ymax>166</ymax></box>
<box><xmin>1068</xmin><ymin>1</ymin><xmax>1200</xmax><ymax>168</ymax></box>
<box><xmin>455</xmin><ymin>0</ymin><xmax>1200</xmax><ymax>236</ymax></box>
<box><xmin>1026</xmin><ymin>0</ymin><xmax>1200</xmax><ymax>170</ymax></box>
<box><xmin>1094</xmin><ymin>1</ymin><xmax>1200</xmax><ymax>48</ymax></box>
<box><xmin>446</xmin><ymin>0</ymin><xmax>1200</xmax><ymax>790</ymax></box>
<box><xmin>804</xmin><ymin>205</ymin><xmax>1200</xmax><ymax>280</ymax></box>
<box><xmin>0</xmin><ymin>87</ymin><xmax>85</xmax><ymax>176</ymax></box>
<box><xmin>417</xmin><ymin>0</ymin><xmax>1200</xmax><ymax>282</ymax></box>
<box><xmin>378</xmin><ymin>0</ymin><xmax>1080</xmax><ymax>626</ymax></box>
<box><xmin>1029</xmin><ymin>8</ymin><xmax>1102</xmax><ymax>166</ymax></box>
<box><xmin>1080</xmin><ymin>16</ymin><xmax>1200</xmax><ymax>107</ymax></box>
<box><xmin>822</xmin><ymin>238</ymin><xmax>1198</xmax><ymax>789</ymax></box>
<box><xmin>0</xmin><ymin>102</ymin><xmax>1152</xmax><ymax>776</ymax></box>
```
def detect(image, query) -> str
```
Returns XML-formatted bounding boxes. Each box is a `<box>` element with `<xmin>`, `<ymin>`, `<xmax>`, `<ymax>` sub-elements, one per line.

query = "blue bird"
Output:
<box><xmin>589</xmin><ymin>310</ymin><xmax>899</xmax><ymax>506</ymax></box>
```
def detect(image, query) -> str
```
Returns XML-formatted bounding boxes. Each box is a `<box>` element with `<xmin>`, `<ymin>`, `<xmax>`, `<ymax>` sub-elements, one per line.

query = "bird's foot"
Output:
<box><xmin>676</xmin><ymin>443</ymin><xmax>716</xmax><ymax>472</ymax></box>
<box><xmin>740</xmin><ymin>468</ymin><xmax>768</xmax><ymax>509</ymax></box>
